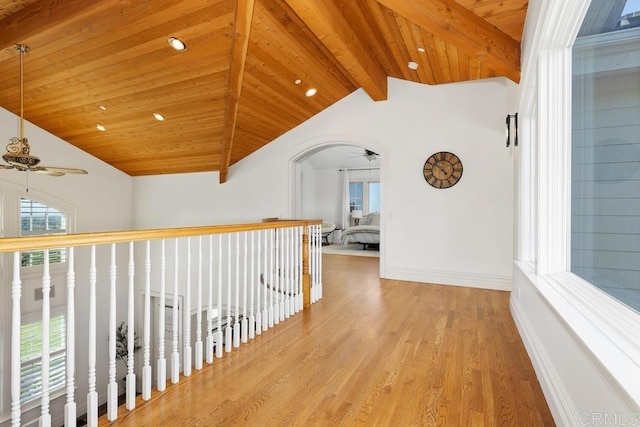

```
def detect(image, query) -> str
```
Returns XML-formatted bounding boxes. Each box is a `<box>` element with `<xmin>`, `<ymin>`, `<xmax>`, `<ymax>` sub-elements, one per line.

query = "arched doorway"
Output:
<box><xmin>282</xmin><ymin>138</ymin><xmax>387</xmax><ymax>268</ymax></box>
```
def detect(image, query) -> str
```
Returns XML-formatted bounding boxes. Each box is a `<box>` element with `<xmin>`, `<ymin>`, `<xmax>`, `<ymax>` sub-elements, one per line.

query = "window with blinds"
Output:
<box><xmin>20</xmin><ymin>315</ymin><xmax>66</xmax><ymax>404</ymax></box>
<box><xmin>20</xmin><ymin>198</ymin><xmax>67</xmax><ymax>267</ymax></box>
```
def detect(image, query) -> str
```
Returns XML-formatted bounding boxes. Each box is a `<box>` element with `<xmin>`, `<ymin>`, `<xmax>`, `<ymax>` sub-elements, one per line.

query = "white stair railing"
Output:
<box><xmin>157</xmin><ymin>239</ymin><xmax>167</xmax><ymax>390</ymax></box>
<box><xmin>87</xmin><ymin>246</ymin><xmax>98</xmax><ymax>426</ymax></box>
<box><xmin>107</xmin><ymin>244</ymin><xmax>118</xmax><ymax>421</ymax></box>
<box><xmin>1</xmin><ymin>220</ymin><xmax>321</xmax><ymax>426</ymax></box>
<box><xmin>64</xmin><ymin>247</ymin><xmax>76</xmax><ymax>426</ymax></box>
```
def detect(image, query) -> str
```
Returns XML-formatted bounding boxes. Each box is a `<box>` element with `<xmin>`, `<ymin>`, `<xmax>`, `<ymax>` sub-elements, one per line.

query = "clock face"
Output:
<box><xmin>423</xmin><ymin>151</ymin><xmax>463</xmax><ymax>189</ymax></box>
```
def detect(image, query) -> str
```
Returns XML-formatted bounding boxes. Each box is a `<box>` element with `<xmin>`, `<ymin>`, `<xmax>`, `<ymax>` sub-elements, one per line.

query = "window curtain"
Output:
<box><xmin>341</xmin><ymin>169</ymin><xmax>350</xmax><ymax>229</ymax></box>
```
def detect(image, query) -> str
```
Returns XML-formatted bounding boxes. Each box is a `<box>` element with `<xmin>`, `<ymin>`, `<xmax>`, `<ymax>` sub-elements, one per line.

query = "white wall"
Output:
<box><xmin>312</xmin><ymin>168</ymin><xmax>340</xmax><ymax>225</ymax></box>
<box><xmin>0</xmin><ymin>107</ymin><xmax>134</xmax><ymax>426</ymax></box>
<box><xmin>299</xmin><ymin>161</ymin><xmax>316</xmax><ymax>220</ymax></box>
<box><xmin>134</xmin><ymin>77</ymin><xmax>515</xmax><ymax>291</ymax></box>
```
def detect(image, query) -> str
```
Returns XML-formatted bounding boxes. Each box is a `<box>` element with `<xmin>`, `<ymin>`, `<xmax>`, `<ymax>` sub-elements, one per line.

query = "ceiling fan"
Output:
<box><xmin>0</xmin><ymin>44</ymin><xmax>88</xmax><ymax>177</ymax></box>
<box><xmin>349</xmin><ymin>148</ymin><xmax>379</xmax><ymax>161</ymax></box>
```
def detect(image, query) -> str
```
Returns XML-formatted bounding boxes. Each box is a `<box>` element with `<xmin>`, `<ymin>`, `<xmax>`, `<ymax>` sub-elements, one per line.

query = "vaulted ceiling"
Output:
<box><xmin>0</xmin><ymin>0</ymin><xmax>526</xmax><ymax>182</ymax></box>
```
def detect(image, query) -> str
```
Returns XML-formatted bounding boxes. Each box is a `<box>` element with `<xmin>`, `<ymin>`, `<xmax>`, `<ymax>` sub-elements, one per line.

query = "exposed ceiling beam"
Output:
<box><xmin>283</xmin><ymin>0</ymin><xmax>388</xmax><ymax>102</ymax></box>
<box><xmin>0</xmin><ymin>0</ymin><xmax>121</xmax><ymax>60</ymax></box>
<box><xmin>376</xmin><ymin>0</ymin><xmax>521</xmax><ymax>83</ymax></box>
<box><xmin>219</xmin><ymin>0</ymin><xmax>256</xmax><ymax>184</ymax></box>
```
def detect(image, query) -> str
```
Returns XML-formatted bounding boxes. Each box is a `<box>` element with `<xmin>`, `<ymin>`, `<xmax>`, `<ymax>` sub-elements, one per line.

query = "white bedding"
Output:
<box><xmin>341</xmin><ymin>225</ymin><xmax>380</xmax><ymax>245</ymax></box>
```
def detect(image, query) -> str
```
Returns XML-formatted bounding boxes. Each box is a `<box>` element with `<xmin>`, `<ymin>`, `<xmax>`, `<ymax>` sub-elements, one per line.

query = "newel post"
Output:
<box><xmin>302</xmin><ymin>226</ymin><xmax>311</xmax><ymax>309</ymax></box>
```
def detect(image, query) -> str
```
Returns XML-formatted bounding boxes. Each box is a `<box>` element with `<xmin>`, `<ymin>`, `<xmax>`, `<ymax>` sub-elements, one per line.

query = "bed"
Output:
<box><xmin>341</xmin><ymin>213</ymin><xmax>380</xmax><ymax>248</ymax></box>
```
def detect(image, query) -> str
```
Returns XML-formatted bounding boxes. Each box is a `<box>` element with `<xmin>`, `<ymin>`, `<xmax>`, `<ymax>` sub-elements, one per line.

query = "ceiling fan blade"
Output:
<box><xmin>33</xmin><ymin>168</ymin><xmax>65</xmax><ymax>177</ymax></box>
<box><xmin>0</xmin><ymin>164</ymin><xmax>17</xmax><ymax>170</ymax></box>
<box><xmin>34</xmin><ymin>166</ymin><xmax>88</xmax><ymax>176</ymax></box>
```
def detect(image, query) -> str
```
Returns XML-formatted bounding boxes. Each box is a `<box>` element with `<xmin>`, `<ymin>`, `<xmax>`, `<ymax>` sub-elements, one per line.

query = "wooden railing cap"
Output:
<box><xmin>0</xmin><ymin>219</ymin><xmax>322</xmax><ymax>253</ymax></box>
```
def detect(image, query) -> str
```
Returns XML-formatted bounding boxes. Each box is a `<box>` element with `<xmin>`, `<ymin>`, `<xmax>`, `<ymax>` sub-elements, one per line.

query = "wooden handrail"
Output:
<box><xmin>0</xmin><ymin>220</ymin><xmax>322</xmax><ymax>253</ymax></box>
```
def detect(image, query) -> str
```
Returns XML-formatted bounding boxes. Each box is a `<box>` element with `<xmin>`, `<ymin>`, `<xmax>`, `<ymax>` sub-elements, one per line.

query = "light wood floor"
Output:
<box><xmin>99</xmin><ymin>254</ymin><xmax>555</xmax><ymax>426</ymax></box>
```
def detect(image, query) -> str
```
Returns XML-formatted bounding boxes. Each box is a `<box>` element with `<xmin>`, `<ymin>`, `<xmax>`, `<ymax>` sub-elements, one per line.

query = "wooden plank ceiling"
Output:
<box><xmin>0</xmin><ymin>0</ymin><xmax>526</xmax><ymax>182</ymax></box>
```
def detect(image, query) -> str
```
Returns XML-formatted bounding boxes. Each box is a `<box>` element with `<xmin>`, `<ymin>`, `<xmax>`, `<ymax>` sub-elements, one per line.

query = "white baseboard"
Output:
<box><xmin>510</xmin><ymin>296</ymin><xmax>576</xmax><ymax>426</ymax></box>
<box><xmin>383</xmin><ymin>266</ymin><xmax>512</xmax><ymax>291</ymax></box>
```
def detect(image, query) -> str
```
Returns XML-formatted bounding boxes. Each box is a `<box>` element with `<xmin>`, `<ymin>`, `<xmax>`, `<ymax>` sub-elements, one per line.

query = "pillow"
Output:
<box><xmin>359</xmin><ymin>213</ymin><xmax>379</xmax><ymax>226</ymax></box>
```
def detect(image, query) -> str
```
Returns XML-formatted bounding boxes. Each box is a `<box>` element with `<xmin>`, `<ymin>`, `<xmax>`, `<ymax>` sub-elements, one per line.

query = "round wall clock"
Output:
<box><xmin>423</xmin><ymin>151</ymin><xmax>463</xmax><ymax>189</ymax></box>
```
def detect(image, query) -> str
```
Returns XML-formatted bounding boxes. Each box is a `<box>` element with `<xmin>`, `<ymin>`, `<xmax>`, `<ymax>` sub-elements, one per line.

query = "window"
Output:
<box><xmin>349</xmin><ymin>182</ymin><xmax>363</xmax><ymax>211</ymax></box>
<box><xmin>571</xmin><ymin>1</ymin><xmax>640</xmax><ymax>312</ymax></box>
<box><xmin>20</xmin><ymin>198</ymin><xmax>67</xmax><ymax>267</ymax></box>
<box><xmin>368</xmin><ymin>182</ymin><xmax>380</xmax><ymax>213</ymax></box>
<box><xmin>514</xmin><ymin>0</ymin><xmax>640</xmax><ymax>409</ymax></box>
<box><xmin>349</xmin><ymin>181</ymin><xmax>380</xmax><ymax>214</ymax></box>
<box><xmin>20</xmin><ymin>315</ymin><xmax>66</xmax><ymax>404</ymax></box>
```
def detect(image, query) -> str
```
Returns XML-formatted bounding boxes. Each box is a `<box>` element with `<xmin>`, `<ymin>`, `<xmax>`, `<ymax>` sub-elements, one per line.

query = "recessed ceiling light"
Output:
<box><xmin>96</xmin><ymin>124</ymin><xmax>106</xmax><ymax>131</ymax></box>
<box><xmin>417</xmin><ymin>47</ymin><xmax>426</xmax><ymax>53</ymax></box>
<box><xmin>305</xmin><ymin>87</ymin><xmax>318</xmax><ymax>97</ymax></box>
<box><xmin>168</xmin><ymin>37</ymin><xmax>186</xmax><ymax>51</ymax></box>
<box><xmin>408</xmin><ymin>61</ymin><xmax>419</xmax><ymax>70</ymax></box>
<box><xmin>99</xmin><ymin>105</ymin><xmax>107</xmax><ymax>111</ymax></box>
<box><xmin>153</xmin><ymin>112</ymin><xmax>166</xmax><ymax>121</ymax></box>
<box><xmin>295</xmin><ymin>79</ymin><xmax>302</xmax><ymax>85</ymax></box>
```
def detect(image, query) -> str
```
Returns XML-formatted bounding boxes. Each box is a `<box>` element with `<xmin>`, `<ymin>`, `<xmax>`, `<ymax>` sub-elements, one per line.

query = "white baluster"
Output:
<box><xmin>274</xmin><ymin>228</ymin><xmax>280</xmax><ymax>325</ymax></box>
<box><xmin>157</xmin><ymin>240</ymin><xmax>167</xmax><ymax>391</ymax></box>
<box><xmin>298</xmin><ymin>226</ymin><xmax>303</xmax><ymax>311</ymax></box>
<box><xmin>10</xmin><ymin>252</ymin><xmax>21</xmax><ymax>427</ymax></box>
<box><xmin>206</xmin><ymin>235</ymin><xmax>214</xmax><ymax>364</ymax></box>
<box><xmin>216</xmin><ymin>235</ymin><xmax>224</xmax><ymax>358</ymax></box>
<box><xmin>255</xmin><ymin>230</ymin><xmax>262</xmax><ymax>335</ymax></box>
<box><xmin>126</xmin><ymin>242</ymin><xmax>136</xmax><ymax>410</ymax></box>
<box><xmin>283</xmin><ymin>228</ymin><xmax>289</xmax><ymax>319</ymax></box>
<box><xmin>281</xmin><ymin>228</ymin><xmax>287</xmax><ymax>321</ymax></box>
<box><xmin>295</xmin><ymin>227</ymin><xmax>302</xmax><ymax>313</ymax></box>
<box><xmin>184</xmin><ymin>237</ymin><xmax>192</xmax><ymax>377</ymax></box>
<box><xmin>225</xmin><ymin>234</ymin><xmax>233</xmax><ymax>353</ymax></box>
<box><xmin>171</xmin><ymin>238</ymin><xmax>180</xmax><ymax>384</ymax></box>
<box><xmin>195</xmin><ymin>236</ymin><xmax>203</xmax><ymax>370</ymax></box>
<box><xmin>233</xmin><ymin>233</ymin><xmax>241</xmax><ymax>348</ymax></box>
<box><xmin>308</xmin><ymin>225</ymin><xmax>314</xmax><ymax>303</ymax></box>
<box><xmin>87</xmin><ymin>245</ymin><xmax>98</xmax><ymax>426</ymax></box>
<box><xmin>107</xmin><ymin>244</ymin><xmax>118</xmax><ymax>420</ymax></box>
<box><xmin>292</xmin><ymin>228</ymin><xmax>298</xmax><ymax>312</ymax></box>
<box><xmin>286</xmin><ymin>227</ymin><xmax>292</xmax><ymax>318</ymax></box>
<box><xmin>249</xmin><ymin>230</ymin><xmax>256</xmax><ymax>340</ymax></box>
<box><xmin>311</xmin><ymin>226</ymin><xmax>316</xmax><ymax>303</ymax></box>
<box><xmin>316</xmin><ymin>225</ymin><xmax>322</xmax><ymax>301</ymax></box>
<box><xmin>40</xmin><ymin>249</ymin><xmax>51</xmax><ymax>427</ymax></box>
<box><xmin>311</xmin><ymin>225</ymin><xmax>320</xmax><ymax>302</ymax></box>
<box><xmin>280</xmin><ymin>228</ymin><xmax>286</xmax><ymax>321</ymax></box>
<box><xmin>268</xmin><ymin>228</ymin><xmax>274</xmax><ymax>328</ymax></box>
<box><xmin>318</xmin><ymin>226</ymin><xmax>323</xmax><ymax>300</ymax></box>
<box><xmin>261</xmin><ymin>229</ymin><xmax>268</xmax><ymax>332</ymax></box>
<box><xmin>64</xmin><ymin>247</ymin><xmax>76</xmax><ymax>427</ymax></box>
<box><xmin>142</xmin><ymin>240</ymin><xmax>152</xmax><ymax>400</ymax></box>
<box><xmin>241</xmin><ymin>232</ymin><xmax>249</xmax><ymax>343</ymax></box>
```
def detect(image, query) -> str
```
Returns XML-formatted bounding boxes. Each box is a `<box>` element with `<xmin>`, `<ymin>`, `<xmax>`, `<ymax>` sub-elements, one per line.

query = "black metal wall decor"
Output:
<box><xmin>506</xmin><ymin>113</ymin><xmax>518</xmax><ymax>147</ymax></box>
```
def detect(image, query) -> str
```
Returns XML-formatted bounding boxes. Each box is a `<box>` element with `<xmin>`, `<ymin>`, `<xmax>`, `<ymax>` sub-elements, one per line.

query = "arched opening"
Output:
<box><xmin>283</xmin><ymin>138</ymin><xmax>387</xmax><ymax>266</ymax></box>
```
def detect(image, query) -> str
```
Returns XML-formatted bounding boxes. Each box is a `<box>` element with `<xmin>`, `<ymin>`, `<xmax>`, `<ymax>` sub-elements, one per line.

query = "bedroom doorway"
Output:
<box><xmin>291</xmin><ymin>143</ymin><xmax>382</xmax><ymax>258</ymax></box>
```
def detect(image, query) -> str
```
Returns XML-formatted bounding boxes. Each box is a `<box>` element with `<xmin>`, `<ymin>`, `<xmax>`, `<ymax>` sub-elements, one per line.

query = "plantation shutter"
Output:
<box><xmin>20</xmin><ymin>315</ymin><xmax>67</xmax><ymax>404</ymax></box>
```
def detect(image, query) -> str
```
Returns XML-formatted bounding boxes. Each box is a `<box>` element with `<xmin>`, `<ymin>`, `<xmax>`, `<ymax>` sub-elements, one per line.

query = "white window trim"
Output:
<box><xmin>517</xmin><ymin>0</ymin><xmax>640</xmax><ymax>406</ymax></box>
